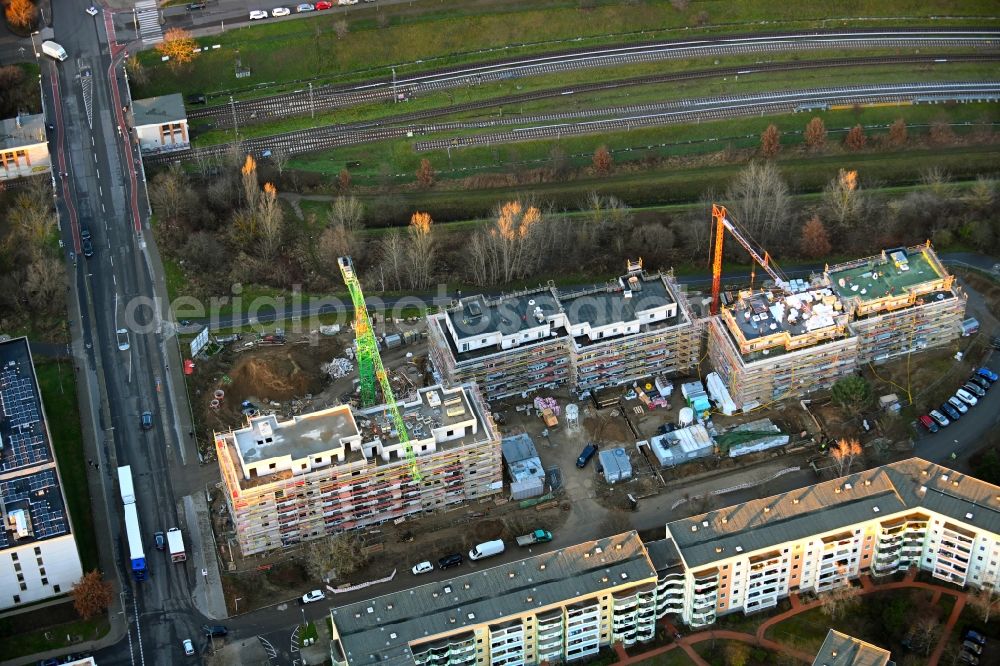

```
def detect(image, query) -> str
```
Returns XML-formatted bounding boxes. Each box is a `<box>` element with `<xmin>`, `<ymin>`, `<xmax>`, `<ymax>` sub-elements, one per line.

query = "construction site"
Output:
<box><xmin>193</xmin><ymin>209</ymin><xmax>974</xmax><ymax>592</ymax></box>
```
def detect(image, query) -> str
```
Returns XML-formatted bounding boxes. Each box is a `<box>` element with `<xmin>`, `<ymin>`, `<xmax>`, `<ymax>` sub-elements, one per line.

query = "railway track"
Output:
<box><xmin>147</xmin><ymin>79</ymin><xmax>1000</xmax><ymax>166</ymax></box>
<box><xmin>413</xmin><ymin>81</ymin><xmax>1000</xmax><ymax>151</ymax></box>
<box><xmin>188</xmin><ymin>29</ymin><xmax>1000</xmax><ymax>129</ymax></box>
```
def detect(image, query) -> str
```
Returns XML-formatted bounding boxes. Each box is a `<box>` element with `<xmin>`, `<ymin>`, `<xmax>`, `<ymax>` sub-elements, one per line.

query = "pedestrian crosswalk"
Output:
<box><xmin>135</xmin><ymin>0</ymin><xmax>163</xmax><ymax>45</ymax></box>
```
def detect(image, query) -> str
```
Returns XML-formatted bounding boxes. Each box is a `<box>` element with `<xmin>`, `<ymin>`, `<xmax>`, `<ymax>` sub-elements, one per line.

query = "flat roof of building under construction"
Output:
<box><xmin>559</xmin><ymin>273</ymin><xmax>677</xmax><ymax>330</ymax></box>
<box><xmin>226</xmin><ymin>385</ymin><xmax>491</xmax><ymax>485</ymax></box>
<box><xmin>447</xmin><ymin>288</ymin><xmax>560</xmax><ymax>339</ymax></box>
<box><xmin>828</xmin><ymin>246</ymin><xmax>944</xmax><ymax>304</ymax></box>
<box><xmin>330</xmin><ymin>531</ymin><xmax>655</xmax><ymax>666</ymax></box>
<box><xmin>728</xmin><ymin>288</ymin><xmax>843</xmax><ymax>344</ymax></box>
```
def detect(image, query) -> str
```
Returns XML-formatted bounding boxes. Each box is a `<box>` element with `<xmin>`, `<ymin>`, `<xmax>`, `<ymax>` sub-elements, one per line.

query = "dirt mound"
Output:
<box><xmin>228</xmin><ymin>352</ymin><xmax>321</xmax><ymax>404</ymax></box>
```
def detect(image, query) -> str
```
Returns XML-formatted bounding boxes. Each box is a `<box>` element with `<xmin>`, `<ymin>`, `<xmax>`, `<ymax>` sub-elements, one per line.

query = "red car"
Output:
<box><xmin>918</xmin><ymin>414</ymin><xmax>939</xmax><ymax>434</ymax></box>
<box><xmin>316</xmin><ymin>1</ymin><xmax>332</xmax><ymax>8</ymax></box>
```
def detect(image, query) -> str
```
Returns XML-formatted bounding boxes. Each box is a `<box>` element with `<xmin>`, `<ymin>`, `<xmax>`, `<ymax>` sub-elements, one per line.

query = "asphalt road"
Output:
<box><xmin>44</xmin><ymin>2</ymin><xmax>204</xmax><ymax>664</ymax></box>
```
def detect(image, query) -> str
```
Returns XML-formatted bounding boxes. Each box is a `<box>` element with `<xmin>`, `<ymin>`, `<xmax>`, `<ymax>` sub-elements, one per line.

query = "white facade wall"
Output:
<box><xmin>0</xmin><ymin>535</ymin><xmax>83</xmax><ymax>608</ymax></box>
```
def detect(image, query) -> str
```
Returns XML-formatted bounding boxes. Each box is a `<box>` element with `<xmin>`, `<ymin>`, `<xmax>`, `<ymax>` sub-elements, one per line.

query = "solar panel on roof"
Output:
<box><xmin>0</xmin><ymin>431</ymin><xmax>50</xmax><ymax>471</ymax></box>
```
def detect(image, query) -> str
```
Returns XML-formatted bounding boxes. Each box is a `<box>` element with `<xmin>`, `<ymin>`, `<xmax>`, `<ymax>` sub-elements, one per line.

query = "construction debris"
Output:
<box><xmin>321</xmin><ymin>357</ymin><xmax>354</xmax><ymax>379</ymax></box>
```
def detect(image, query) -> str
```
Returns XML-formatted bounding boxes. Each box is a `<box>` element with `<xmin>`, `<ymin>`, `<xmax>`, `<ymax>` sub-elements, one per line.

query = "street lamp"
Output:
<box><xmin>29</xmin><ymin>31</ymin><xmax>40</xmax><ymax>59</ymax></box>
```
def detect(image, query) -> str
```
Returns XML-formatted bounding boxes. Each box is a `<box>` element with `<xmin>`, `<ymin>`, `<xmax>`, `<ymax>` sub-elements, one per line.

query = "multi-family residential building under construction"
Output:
<box><xmin>707</xmin><ymin>241</ymin><xmax>966</xmax><ymax>409</ymax></box>
<box><xmin>215</xmin><ymin>383</ymin><xmax>501</xmax><ymax>556</ymax></box>
<box><xmin>428</xmin><ymin>259</ymin><xmax>703</xmax><ymax>402</ymax></box>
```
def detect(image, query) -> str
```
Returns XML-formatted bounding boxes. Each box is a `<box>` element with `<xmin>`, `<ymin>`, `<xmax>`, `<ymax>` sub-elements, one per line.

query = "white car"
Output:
<box><xmin>271</xmin><ymin>6</ymin><xmax>291</xmax><ymax>16</ymax></box>
<box><xmin>86</xmin><ymin>5</ymin><xmax>99</xmax><ymax>16</ymax></box>
<box><xmin>411</xmin><ymin>561</ymin><xmax>433</xmax><ymax>575</ymax></box>
<box><xmin>948</xmin><ymin>395</ymin><xmax>969</xmax><ymax>414</ymax></box>
<box><xmin>338</xmin><ymin>0</ymin><xmax>358</xmax><ymax>5</ymax></box>
<box><xmin>296</xmin><ymin>2</ymin><xmax>315</xmax><ymax>10</ymax></box>
<box><xmin>301</xmin><ymin>589</ymin><xmax>326</xmax><ymax>604</ymax></box>
<box><xmin>116</xmin><ymin>328</ymin><xmax>130</xmax><ymax>351</ymax></box>
<box><xmin>955</xmin><ymin>388</ymin><xmax>978</xmax><ymax>407</ymax></box>
<box><xmin>249</xmin><ymin>10</ymin><xmax>268</xmax><ymax>19</ymax></box>
<box><xmin>182</xmin><ymin>638</ymin><xmax>195</xmax><ymax>656</ymax></box>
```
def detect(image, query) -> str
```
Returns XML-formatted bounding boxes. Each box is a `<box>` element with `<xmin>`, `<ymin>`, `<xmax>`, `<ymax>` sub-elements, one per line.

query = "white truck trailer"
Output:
<box><xmin>167</xmin><ymin>527</ymin><xmax>187</xmax><ymax>563</ymax></box>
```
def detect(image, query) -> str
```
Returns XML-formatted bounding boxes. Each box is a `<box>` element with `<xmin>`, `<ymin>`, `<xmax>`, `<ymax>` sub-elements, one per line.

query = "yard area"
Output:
<box><xmin>765</xmin><ymin>587</ymin><xmax>951</xmax><ymax>658</ymax></box>
<box><xmin>34</xmin><ymin>360</ymin><xmax>99</xmax><ymax>572</ymax></box>
<box><xmin>0</xmin><ymin>600</ymin><xmax>109</xmax><ymax>660</ymax></box>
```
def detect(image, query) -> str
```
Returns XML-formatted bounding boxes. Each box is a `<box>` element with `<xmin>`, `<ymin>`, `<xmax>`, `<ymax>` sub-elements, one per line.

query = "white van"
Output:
<box><xmin>468</xmin><ymin>539</ymin><xmax>505</xmax><ymax>561</ymax></box>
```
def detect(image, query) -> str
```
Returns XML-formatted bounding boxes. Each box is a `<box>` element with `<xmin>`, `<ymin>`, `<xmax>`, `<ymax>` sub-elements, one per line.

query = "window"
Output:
<box><xmin>13</xmin><ymin>563</ymin><xmax>20</xmax><ymax>572</ymax></box>
<box><xmin>12</xmin><ymin>595</ymin><xmax>19</xmax><ymax>604</ymax></box>
<box><xmin>33</xmin><ymin>547</ymin><xmax>41</xmax><ymax>556</ymax></box>
<box><xmin>315</xmin><ymin>457</ymin><xmax>322</xmax><ymax>464</ymax></box>
<box><xmin>41</xmin><ymin>578</ymin><xmax>48</xmax><ymax>586</ymax></box>
<box><xmin>54</xmin><ymin>584</ymin><xmax>61</xmax><ymax>593</ymax></box>
<box><xmin>19</xmin><ymin>582</ymin><xmax>27</xmax><ymax>591</ymax></box>
<box><xmin>10</xmin><ymin>553</ymin><xmax>17</xmax><ymax>561</ymax></box>
<box><xmin>39</xmin><ymin>567</ymin><xmax>45</xmax><ymax>576</ymax></box>
<box><xmin>269</xmin><ymin>463</ymin><xmax>277</xmax><ymax>470</ymax></box>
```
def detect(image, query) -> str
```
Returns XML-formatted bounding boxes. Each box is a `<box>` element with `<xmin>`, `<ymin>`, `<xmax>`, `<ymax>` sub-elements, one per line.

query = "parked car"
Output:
<box><xmin>964</xmin><ymin>629</ymin><xmax>987</xmax><ymax>645</ymax></box>
<box><xmin>958</xmin><ymin>652</ymin><xmax>979</xmax><ymax>665</ymax></box>
<box><xmin>978</xmin><ymin>367</ymin><xmax>999</xmax><ymax>382</ymax></box>
<box><xmin>182</xmin><ymin>639</ymin><xmax>195</xmax><ymax>656</ymax></box>
<box><xmin>991</xmin><ymin>336</ymin><xmax>1000</xmax><ymax>351</ymax></box>
<box><xmin>185</xmin><ymin>94</ymin><xmax>207</xmax><ymax>105</ymax></box>
<box><xmin>315</xmin><ymin>0</ymin><xmax>333</xmax><ymax>8</ymax></box>
<box><xmin>948</xmin><ymin>396</ymin><xmax>969</xmax><ymax>414</ymax></box>
<box><xmin>116</xmin><ymin>328</ymin><xmax>130</xmax><ymax>351</ymax></box>
<box><xmin>271</xmin><ymin>6</ymin><xmax>291</xmax><ymax>16</ymax></box>
<box><xmin>962</xmin><ymin>640</ymin><xmax>983</xmax><ymax>655</ymax></box>
<box><xmin>300</xmin><ymin>589</ymin><xmax>325</xmax><ymax>604</ymax></box>
<box><xmin>82</xmin><ymin>236</ymin><xmax>95</xmax><ymax>257</ymax></box>
<box><xmin>576</xmin><ymin>442</ymin><xmax>598</xmax><ymax>468</ymax></box>
<box><xmin>86</xmin><ymin>5</ymin><xmax>99</xmax><ymax>15</ymax></box>
<box><xmin>918</xmin><ymin>415</ymin><xmax>939</xmax><ymax>433</ymax></box>
<box><xmin>940</xmin><ymin>402</ymin><xmax>961</xmax><ymax>421</ymax></box>
<box><xmin>202</xmin><ymin>625</ymin><xmax>228</xmax><ymax>637</ymax></box>
<box><xmin>968</xmin><ymin>375</ymin><xmax>992</xmax><ymax>391</ymax></box>
<box><xmin>154</xmin><ymin>531</ymin><xmax>165</xmax><ymax>550</ymax></box>
<box><xmin>141</xmin><ymin>411</ymin><xmax>153</xmax><ymax>430</ymax></box>
<box><xmin>437</xmin><ymin>553</ymin><xmax>463</xmax><ymax>570</ymax></box>
<box><xmin>411</xmin><ymin>561</ymin><xmax>433</xmax><ymax>575</ymax></box>
<box><xmin>963</xmin><ymin>382</ymin><xmax>986</xmax><ymax>398</ymax></box>
<box><xmin>956</xmin><ymin>388</ymin><xmax>979</xmax><ymax>407</ymax></box>
<box><xmin>929</xmin><ymin>410</ymin><xmax>950</xmax><ymax>428</ymax></box>
<box><xmin>297</xmin><ymin>2</ymin><xmax>315</xmax><ymax>10</ymax></box>
<box><xmin>249</xmin><ymin>9</ymin><xmax>268</xmax><ymax>19</ymax></box>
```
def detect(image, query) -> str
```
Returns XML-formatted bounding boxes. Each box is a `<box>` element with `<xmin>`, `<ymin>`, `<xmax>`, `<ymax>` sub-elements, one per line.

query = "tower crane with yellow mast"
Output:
<box><xmin>338</xmin><ymin>256</ymin><xmax>422</xmax><ymax>481</ymax></box>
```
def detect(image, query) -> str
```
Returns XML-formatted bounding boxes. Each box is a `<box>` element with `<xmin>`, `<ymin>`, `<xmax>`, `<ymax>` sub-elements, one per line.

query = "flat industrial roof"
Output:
<box><xmin>331</xmin><ymin>531</ymin><xmax>655</xmax><ymax>666</ymax></box>
<box><xmin>829</xmin><ymin>247</ymin><xmax>943</xmax><ymax>303</ymax></box>
<box><xmin>0</xmin><ymin>338</ymin><xmax>71</xmax><ymax>549</ymax></box>
<box><xmin>667</xmin><ymin>458</ymin><xmax>1000</xmax><ymax>569</ymax></box>
<box><xmin>132</xmin><ymin>93</ymin><xmax>186</xmax><ymax>127</ymax></box>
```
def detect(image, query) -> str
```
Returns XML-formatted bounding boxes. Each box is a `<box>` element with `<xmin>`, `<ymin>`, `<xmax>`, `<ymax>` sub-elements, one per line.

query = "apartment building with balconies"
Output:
<box><xmin>428</xmin><ymin>260</ymin><xmax>701</xmax><ymax>402</ymax></box>
<box><xmin>215</xmin><ymin>383</ymin><xmax>502</xmax><ymax>556</ymax></box>
<box><xmin>662</xmin><ymin>458</ymin><xmax>1000</xmax><ymax>627</ymax></box>
<box><xmin>328</xmin><ymin>532</ymin><xmax>659</xmax><ymax>666</ymax></box>
<box><xmin>709</xmin><ymin>243</ymin><xmax>966</xmax><ymax>409</ymax></box>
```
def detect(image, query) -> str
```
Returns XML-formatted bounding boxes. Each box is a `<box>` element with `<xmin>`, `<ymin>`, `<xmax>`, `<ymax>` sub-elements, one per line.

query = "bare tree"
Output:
<box><xmin>125</xmin><ymin>55</ymin><xmax>148</xmax><ymax>86</ymax></box>
<box><xmin>23</xmin><ymin>256</ymin><xmax>65</xmax><ymax>313</ymax></box>
<box><xmin>338</xmin><ymin>168</ymin><xmax>351</xmax><ymax>192</ymax></box>
<box><xmin>831</xmin><ymin>438</ymin><xmax>863</xmax><ymax>476</ymax></box>
<box><xmin>379</xmin><ymin>229</ymin><xmax>408</xmax><ymax>291</ymax></box>
<box><xmin>723</xmin><ymin>641</ymin><xmax>750</xmax><ymax>666</ymax></box>
<box><xmin>467</xmin><ymin>200</ymin><xmax>549</xmax><ymax>285</ymax></box>
<box><xmin>819</xmin><ymin>580</ymin><xmax>861</xmax><ymax>620</ymax></box>
<box><xmin>327</xmin><ymin>195</ymin><xmax>365</xmax><ymax>231</ymax></box>
<box><xmin>823</xmin><ymin>169</ymin><xmax>863</xmax><ymax>229</ymax></box>
<box><xmin>903</xmin><ymin>613</ymin><xmax>940</xmax><ymax>656</ymax></box>
<box><xmin>148</xmin><ymin>164</ymin><xmax>194</xmax><ymax>225</ymax></box>
<box><xmin>302</xmin><ymin>532</ymin><xmax>366</xmax><ymax>582</ymax></box>
<box><xmin>845</xmin><ymin>124</ymin><xmax>867</xmax><ymax>151</ymax></box>
<box><xmin>406</xmin><ymin>212</ymin><xmax>435</xmax><ymax>289</ymax></box>
<box><xmin>592</xmin><ymin>145</ymin><xmax>612</xmax><ymax>175</ymax></box>
<box><xmin>969</xmin><ymin>578</ymin><xmax>1000</xmax><ymax>624</ymax></box>
<box><xmin>415</xmin><ymin>158</ymin><xmax>435</xmax><ymax>188</ymax></box>
<box><xmin>888</xmin><ymin>118</ymin><xmax>908</xmax><ymax>148</ymax></box>
<box><xmin>920</xmin><ymin>166</ymin><xmax>953</xmax><ymax>199</ymax></box>
<box><xmin>799</xmin><ymin>216</ymin><xmax>832</xmax><ymax>258</ymax></box>
<box><xmin>257</xmin><ymin>182</ymin><xmax>284</xmax><ymax>261</ymax></box>
<box><xmin>9</xmin><ymin>178</ymin><xmax>55</xmax><ymax>252</ymax></box>
<box><xmin>724</xmin><ymin>161</ymin><xmax>790</xmax><ymax>246</ymax></box>
<box><xmin>580</xmin><ymin>191</ymin><xmax>632</xmax><ymax>256</ymax></box>
<box><xmin>271</xmin><ymin>146</ymin><xmax>291</xmax><ymax>176</ymax></box>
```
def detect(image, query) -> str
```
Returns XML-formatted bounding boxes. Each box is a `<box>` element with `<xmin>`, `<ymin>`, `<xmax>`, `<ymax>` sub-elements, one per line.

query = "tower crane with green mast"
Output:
<box><xmin>338</xmin><ymin>257</ymin><xmax>422</xmax><ymax>481</ymax></box>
